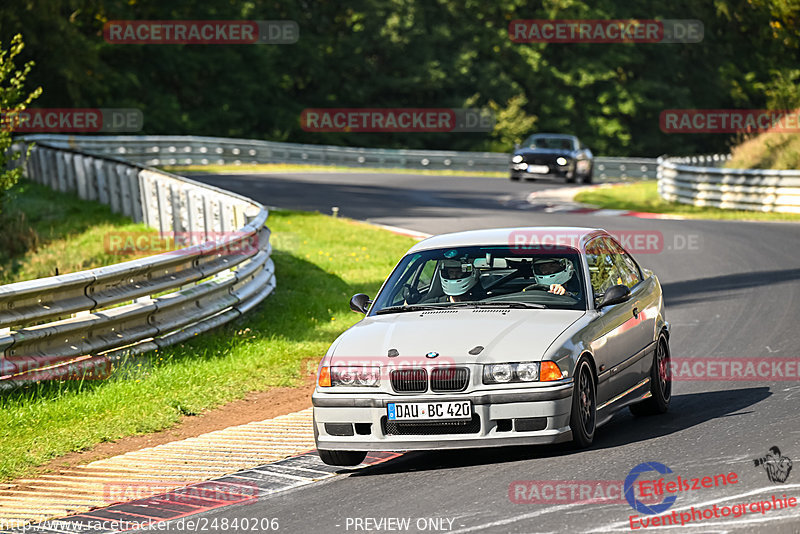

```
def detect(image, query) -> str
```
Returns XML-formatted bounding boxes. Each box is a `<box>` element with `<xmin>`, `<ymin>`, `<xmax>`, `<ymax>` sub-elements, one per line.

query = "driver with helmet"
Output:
<box><xmin>439</xmin><ymin>257</ymin><xmax>576</xmax><ymax>301</ymax></box>
<box><xmin>530</xmin><ymin>257</ymin><xmax>576</xmax><ymax>296</ymax></box>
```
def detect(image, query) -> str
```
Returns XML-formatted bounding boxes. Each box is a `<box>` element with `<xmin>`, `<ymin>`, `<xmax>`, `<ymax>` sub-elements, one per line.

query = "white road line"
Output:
<box><xmin>448</xmin><ymin>502</ymin><xmax>586</xmax><ymax>534</ymax></box>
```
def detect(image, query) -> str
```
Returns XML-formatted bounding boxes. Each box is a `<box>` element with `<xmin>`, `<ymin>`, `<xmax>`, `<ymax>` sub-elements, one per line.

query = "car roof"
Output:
<box><xmin>407</xmin><ymin>227</ymin><xmax>606</xmax><ymax>254</ymax></box>
<box><xmin>527</xmin><ymin>133</ymin><xmax>578</xmax><ymax>139</ymax></box>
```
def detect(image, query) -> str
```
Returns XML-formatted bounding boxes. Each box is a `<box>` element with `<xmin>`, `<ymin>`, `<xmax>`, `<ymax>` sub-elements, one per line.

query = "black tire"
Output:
<box><xmin>565</xmin><ymin>172</ymin><xmax>577</xmax><ymax>184</ymax></box>
<box><xmin>318</xmin><ymin>449</ymin><xmax>368</xmax><ymax>466</ymax></box>
<box><xmin>630</xmin><ymin>335</ymin><xmax>672</xmax><ymax>416</ymax></box>
<box><xmin>581</xmin><ymin>166</ymin><xmax>593</xmax><ymax>184</ymax></box>
<box><xmin>569</xmin><ymin>359</ymin><xmax>596</xmax><ymax>448</ymax></box>
<box><xmin>510</xmin><ymin>173</ymin><xmax>521</xmax><ymax>181</ymax></box>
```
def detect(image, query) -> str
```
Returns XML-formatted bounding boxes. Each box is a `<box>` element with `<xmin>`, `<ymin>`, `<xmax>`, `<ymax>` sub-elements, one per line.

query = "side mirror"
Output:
<box><xmin>514</xmin><ymin>142</ymin><xmax>521</xmax><ymax>150</ymax></box>
<box><xmin>598</xmin><ymin>284</ymin><xmax>631</xmax><ymax>309</ymax></box>
<box><xmin>349</xmin><ymin>293</ymin><xmax>371</xmax><ymax>314</ymax></box>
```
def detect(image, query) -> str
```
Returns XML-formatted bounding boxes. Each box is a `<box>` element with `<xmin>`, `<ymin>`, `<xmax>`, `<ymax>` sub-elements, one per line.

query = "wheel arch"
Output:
<box><xmin>576</xmin><ymin>350</ymin><xmax>598</xmax><ymax>386</ymax></box>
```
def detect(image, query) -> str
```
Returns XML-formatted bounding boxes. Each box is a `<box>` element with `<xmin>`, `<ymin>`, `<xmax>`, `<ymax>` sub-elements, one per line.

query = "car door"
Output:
<box><xmin>585</xmin><ymin>237</ymin><xmax>641</xmax><ymax>403</ymax></box>
<box><xmin>605</xmin><ymin>237</ymin><xmax>660</xmax><ymax>377</ymax></box>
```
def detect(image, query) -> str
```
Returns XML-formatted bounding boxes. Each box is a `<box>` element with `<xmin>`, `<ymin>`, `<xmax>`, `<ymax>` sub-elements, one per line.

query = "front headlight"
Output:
<box><xmin>516</xmin><ymin>362</ymin><xmax>540</xmax><ymax>381</ymax></box>
<box><xmin>512</xmin><ymin>155</ymin><xmax>523</xmax><ymax>163</ymax></box>
<box><xmin>556</xmin><ymin>157</ymin><xmax>568</xmax><ymax>166</ymax></box>
<box><xmin>483</xmin><ymin>362</ymin><xmax>541</xmax><ymax>384</ymax></box>
<box><xmin>326</xmin><ymin>366</ymin><xmax>380</xmax><ymax>387</ymax></box>
<box><xmin>486</xmin><ymin>363</ymin><xmax>513</xmax><ymax>383</ymax></box>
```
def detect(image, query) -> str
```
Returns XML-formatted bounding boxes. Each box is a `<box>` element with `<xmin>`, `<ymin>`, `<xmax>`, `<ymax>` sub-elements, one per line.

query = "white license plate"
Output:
<box><xmin>387</xmin><ymin>401</ymin><xmax>472</xmax><ymax>421</ymax></box>
<box><xmin>527</xmin><ymin>165</ymin><xmax>550</xmax><ymax>174</ymax></box>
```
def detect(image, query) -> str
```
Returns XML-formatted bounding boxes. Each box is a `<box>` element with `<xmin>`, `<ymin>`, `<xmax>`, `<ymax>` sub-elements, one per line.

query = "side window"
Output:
<box><xmin>416</xmin><ymin>260</ymin><xmax>436</xmax><ymax>291</ymax></box>
<box><xmin>604</xmin><ymin>238</ymin><xmax>641</xmax><ymax>289</ymax></box>
<box><xmin>585</xmin><ymin>237</ymin><xmax>620</xmax><ymax>300</ymax></box>
<box><xmin>390</xmin><ymin>258</ymin><xmax>439</xmax><ymax>305</ymax></box>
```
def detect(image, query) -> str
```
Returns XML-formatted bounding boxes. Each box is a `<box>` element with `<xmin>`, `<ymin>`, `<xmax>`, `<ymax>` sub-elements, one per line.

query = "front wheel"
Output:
<box><xmin>569</xmin><ymin>359</ymin><xmax>596</xmax><ymax>448</ymax></box>
<box><xmin>581</xmin><ymin>167</ymin><xmax>593</xmax><ymax>184</ymax></box>
<box><xmin>630</xmin><ymin>335</ymin><xmax>671</xmax><ymax>416</ymax></box>
<box><xmin>510</xmin><ymin>172</ymin><xmax>521</xmax><ymax>181</ymax></box>
<box><xmin>318</xmin><ymin>449</ymin><xmax>368</xmax><ymax>466</ymax></box>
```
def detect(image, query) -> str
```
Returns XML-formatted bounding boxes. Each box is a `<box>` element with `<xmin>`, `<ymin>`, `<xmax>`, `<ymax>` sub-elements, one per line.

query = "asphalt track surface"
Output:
<box><xmin>141</xmin><ymin>171</ymin><xmax>800</xmax><ymax>533</ymax></box>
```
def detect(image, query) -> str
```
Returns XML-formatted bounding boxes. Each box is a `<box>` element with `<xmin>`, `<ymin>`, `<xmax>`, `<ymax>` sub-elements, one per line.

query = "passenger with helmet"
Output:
<box><xmin>439</xmin><ymin>259</ymin><xmax>487</xmax><ymax>302</ymax></box>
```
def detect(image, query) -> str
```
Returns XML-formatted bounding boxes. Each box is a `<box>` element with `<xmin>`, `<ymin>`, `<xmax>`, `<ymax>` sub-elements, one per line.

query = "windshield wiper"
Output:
<box><xmin>448</xmin><ymin>301</ymin><xmax>547</xmax><ymax>309</ymax></box>
<box><xmin>374</xmin><ymin>304</ymin><xmax>454</xmax><ymax>315</ymax></box>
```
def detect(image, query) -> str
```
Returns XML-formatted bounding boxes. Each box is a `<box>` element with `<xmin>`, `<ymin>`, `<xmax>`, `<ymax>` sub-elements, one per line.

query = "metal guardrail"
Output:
<box><xmin>0</xmin><ymin>139</ymin><xmax>275</xmax><ymax>390</ymax></box>
<box><xmin>658</xmin><ymin>154</ymin><xmax>800</xmax><ymax>214</ymax></box>
<box><xmin>21</xmin><ymin>134</ymin><xmax>659</xmax><ymax>181</ymax></box>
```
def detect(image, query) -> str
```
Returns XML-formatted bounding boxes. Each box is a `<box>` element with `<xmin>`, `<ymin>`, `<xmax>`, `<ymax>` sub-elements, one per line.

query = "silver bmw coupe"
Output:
<box><xmin>313</xmin><ymin>227</ymin><xmax>672</xmax><ymax>466</ymax></box>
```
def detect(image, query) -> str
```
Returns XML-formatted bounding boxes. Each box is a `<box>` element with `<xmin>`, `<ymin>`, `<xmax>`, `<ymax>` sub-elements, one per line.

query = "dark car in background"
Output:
<box><xmin>510</xmin><ymin>133</ymin><xmax>593</xmax><ymax>184</ymax></box>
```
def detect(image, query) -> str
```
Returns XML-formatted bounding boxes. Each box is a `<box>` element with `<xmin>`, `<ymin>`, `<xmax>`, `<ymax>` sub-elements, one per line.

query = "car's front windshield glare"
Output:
<box><xmin>526</xmin><ymin>136</ymin><xmax>575</xmax><ymax>151</ymax></box>
<box><xmin>370</xmin><ymin>246</ymin><xmax>586</xmax><ymax>314</ymax></box>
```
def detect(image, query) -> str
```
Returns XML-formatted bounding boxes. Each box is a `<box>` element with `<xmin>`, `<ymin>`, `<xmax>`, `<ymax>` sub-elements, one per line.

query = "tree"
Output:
<box><xmin>0</xmin><ymin>33</ymin><xmax>41</xmax><ymax>216</ymax></box>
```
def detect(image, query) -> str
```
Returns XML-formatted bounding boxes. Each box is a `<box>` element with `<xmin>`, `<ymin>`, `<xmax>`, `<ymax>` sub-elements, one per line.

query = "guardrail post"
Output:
<box><xmin>83</xmin><ymin>156</ymin><xmax>96</xmax><ymax>200</ymax></box>
<box><xmin>138</xmin><ymin>170</ymin><xmax>155</xmax><ymax>228</ymax></box>
<box><xmin>31</xmin><ymin>146</ymin><xmax>44</xmax><ymax>182</ymax></box>
<box><xmin>87</xmin><ymin>159</ymin><xmax>101</xmax><ymax>201</ymax></box>
<box><xmin>55</xmin><ymin>151</ymin><xmax>67</xmax><ymax>192</ymax></box>
<box><xmin>202</xmin><ymin>194</ymin><xmax>214</xmax><ymax>235</ymax></box>
<box><xmin>126</xmin><ymin>167</ymin><xmax>143</xmax><ymax>223</ymax></box>
<box><xmin>67</xmin><ymin>153</ymin><xmax>79</xmax><ymax>191</ymax></box>
<box><xmin>219</xmin><ymin>199</ymin><xmax>230</xmax><ymax>233</ymax></box>
<box><xmin>96</xmin><ymin>160</ymin><xmax>110</xmax><ymax>205</ymax></box>
<box><xmin>170</xmin><ymin>183</ymin><xmax>186</xmax><ymax>235</ymax></box>
<box><xmin>74</xmin><ymin>154</ymin><xmax>88</xmax><ymax>199</ymax></box>
<box><xmin>156</xmin><ymin>180</ymin><xmax>169</xmax><ymax>235</ymax></box>
<box><xmin>109</xmin><ymin>164</ymin><xmax>124</xmax><ymax>214</ymax></box>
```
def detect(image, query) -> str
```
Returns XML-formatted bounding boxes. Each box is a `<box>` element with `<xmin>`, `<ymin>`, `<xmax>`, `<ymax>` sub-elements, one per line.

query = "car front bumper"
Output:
<box><xmin>312</xmin><ymin>382</ymin><xmax>574</xmax><ymax>451</ymax></box>
<box><xmin>510</xmin><ymin>163</ymin><xmax>572</xmax><ymax>178</ymax></box>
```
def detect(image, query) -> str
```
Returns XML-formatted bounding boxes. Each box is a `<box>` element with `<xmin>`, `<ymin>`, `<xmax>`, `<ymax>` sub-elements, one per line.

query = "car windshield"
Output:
<box><xmin>370</xmin><ymin>245</ymin><xmax>586</xmax><ymax>314</ymax></box>
<box><xmin>524</xmin><ymin>136</ymin><xmax>576</xmax><ymax>150</ymax></box>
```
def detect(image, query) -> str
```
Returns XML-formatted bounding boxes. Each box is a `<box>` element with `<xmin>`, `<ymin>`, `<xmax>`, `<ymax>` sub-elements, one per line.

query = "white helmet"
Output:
<box><xmin>440</xmin><ymin>259</ymin><xmax>478</xmax><ymax>296</ymax></box>
<box><xmin>533</xmin><ymin>258</ymin><xmax>574</xmax><ymax>286</ymax></box>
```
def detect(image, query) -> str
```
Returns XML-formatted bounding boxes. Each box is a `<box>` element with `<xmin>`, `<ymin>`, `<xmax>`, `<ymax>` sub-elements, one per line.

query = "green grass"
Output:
<box><xmin>0</xmin><ymin>181</ymin><xmax>157</xmax><ymax>284</ymax></box>
<box><xmin>0</xmin><ymin>208</ymin><xmax>416</xmax><ymax>482</ymax></box>
<box><xmin>161</xmin><ymin>162</ymin><xmax>505</xmax><ymax>178</ymax></box>
<box><xmin>574</xmin><ymin>181</ymin><xmax>800</xmax><ymax>221</ymax></box>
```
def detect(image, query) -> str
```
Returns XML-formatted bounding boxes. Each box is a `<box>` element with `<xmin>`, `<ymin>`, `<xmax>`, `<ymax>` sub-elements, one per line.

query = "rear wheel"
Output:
<box><xmin>318</xmin><ymin>449</ymin><xmax>368</xmax><ymax>466</ymax></box>
<box><xmin>630</xmin><ymin>335</ymin><xmax>671</xmax><ymax>416</ymax></box>
<box><xmin>569</xmin><ymin>359</ymin><xmax>596</xmax><ymax>448</ymax></box>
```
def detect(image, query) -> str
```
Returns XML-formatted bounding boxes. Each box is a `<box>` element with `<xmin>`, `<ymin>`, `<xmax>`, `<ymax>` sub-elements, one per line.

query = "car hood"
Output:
<box><xmin>514</xmin><ymin>147</ymin><xmax>575</xmax><ymax>157</ymax></box>
<box><xmin>329</xmin><ymin>309</ymin><xmax>585</xmax><ymax>365</ymax></box>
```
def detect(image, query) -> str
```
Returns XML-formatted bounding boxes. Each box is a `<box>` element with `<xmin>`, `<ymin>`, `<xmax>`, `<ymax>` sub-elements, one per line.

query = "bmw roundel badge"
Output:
<box><xmin>426</xmin><ymin>351</ymin><xmax>439</xmax><ymax>359</ymax></box>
